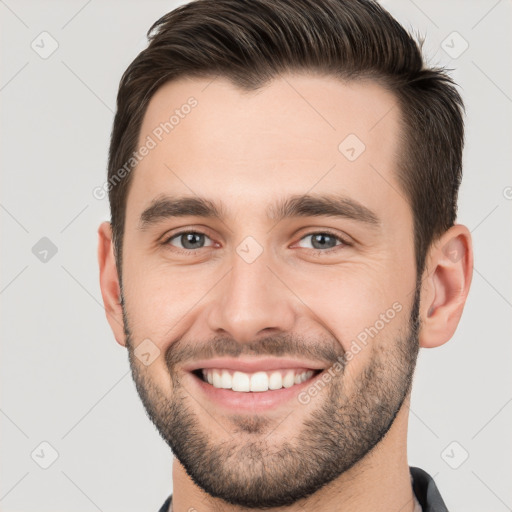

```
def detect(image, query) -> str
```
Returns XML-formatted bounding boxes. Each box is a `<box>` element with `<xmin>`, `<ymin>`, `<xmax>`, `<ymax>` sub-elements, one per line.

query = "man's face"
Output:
<box><xmin>121</xmin><ymin>75</ymin><xmax>420</xmax><ymax>507</ymax></box>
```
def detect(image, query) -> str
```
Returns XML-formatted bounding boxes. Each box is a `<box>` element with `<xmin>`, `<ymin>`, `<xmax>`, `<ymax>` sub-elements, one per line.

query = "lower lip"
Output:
<box><xmin>187</xmin><ymin>371</ymin><xmax>323</xmax><ymax>412</ymax></box>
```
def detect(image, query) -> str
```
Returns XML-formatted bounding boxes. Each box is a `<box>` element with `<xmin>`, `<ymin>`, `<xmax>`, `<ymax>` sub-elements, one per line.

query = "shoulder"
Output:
<box><xmin>410</xmin><ymin>466</ymin><xmax>449</xmax><ymax>512</ymax></box>
<box><xmin>157</xmin><ymin>494</ymin><xmax>172</xmax><ymax>512</ymax></box>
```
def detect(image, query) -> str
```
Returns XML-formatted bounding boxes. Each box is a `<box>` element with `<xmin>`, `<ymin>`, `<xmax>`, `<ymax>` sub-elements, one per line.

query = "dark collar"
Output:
<box><xmin>410</xmin><ymin>466</ymin><xmax>448</xmax><ymax>511</ymax></box>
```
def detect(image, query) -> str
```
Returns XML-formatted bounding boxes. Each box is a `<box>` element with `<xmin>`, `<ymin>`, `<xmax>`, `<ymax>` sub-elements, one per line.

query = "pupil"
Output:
<box><xmin>182</xmin><ymin>233</ymin><xmax>204</xmax><ymax>249</ymax></box>
<box><xmin>312</xmin><ymin>234</ymin><xmax>336</xmax><ymax>249</ymax></box>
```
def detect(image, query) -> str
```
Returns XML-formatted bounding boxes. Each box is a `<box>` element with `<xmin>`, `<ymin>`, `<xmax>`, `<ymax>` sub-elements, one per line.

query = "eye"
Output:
<box><xmin>296</xmin><ymin>231</ymin><xmax>348</xmax><ymax>251</ymax></box>
<box><xmin>165</xmin><ymin>231</ymin><xmax>214</xmax><ymax>251</ymax></box>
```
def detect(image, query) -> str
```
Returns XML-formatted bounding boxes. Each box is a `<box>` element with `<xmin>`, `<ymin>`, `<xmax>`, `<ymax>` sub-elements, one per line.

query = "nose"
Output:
<box><xmin>206</xmin><ymin>246</ymin><xmax>297</xmax><ymax>343</ymax></box>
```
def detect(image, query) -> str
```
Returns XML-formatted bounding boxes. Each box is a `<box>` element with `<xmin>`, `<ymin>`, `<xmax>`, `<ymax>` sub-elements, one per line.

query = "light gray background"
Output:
<box><xmin>1</xmin><ymin>1</ymin><xmax>511</xmax><ymax>511</ymax></box>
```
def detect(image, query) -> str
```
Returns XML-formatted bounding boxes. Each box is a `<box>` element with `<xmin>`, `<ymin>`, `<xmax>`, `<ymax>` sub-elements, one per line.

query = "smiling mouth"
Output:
<box><xmin>192</xmin><ymin>368</ymin><xmax>322</xmax><ymax>392</ymax></box>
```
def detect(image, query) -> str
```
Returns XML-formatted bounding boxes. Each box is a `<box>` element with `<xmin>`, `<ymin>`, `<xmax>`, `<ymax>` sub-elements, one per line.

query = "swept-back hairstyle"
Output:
<box><xmin>108</xmin><ymin>0</ymin><xmax>464</xmax><ymax>280</ymax></box>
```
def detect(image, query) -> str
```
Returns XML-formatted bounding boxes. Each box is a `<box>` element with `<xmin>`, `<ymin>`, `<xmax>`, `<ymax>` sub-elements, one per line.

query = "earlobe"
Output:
<box><xmin>418</xmin><ymin>225</ymin><xmax>473</xmax><ymax>348</ymax></box>
<box><xmin>97</xmin><ymin>221</ymin><xmax>127</xmax><ymax>347</ymax></box>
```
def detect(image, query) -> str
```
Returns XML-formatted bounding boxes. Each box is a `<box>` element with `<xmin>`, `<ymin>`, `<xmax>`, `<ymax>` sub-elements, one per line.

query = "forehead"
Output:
<box><xmin>127</xmin><ymin>73</ymin><xmax>408</xmax><ymax>224</ymax></box>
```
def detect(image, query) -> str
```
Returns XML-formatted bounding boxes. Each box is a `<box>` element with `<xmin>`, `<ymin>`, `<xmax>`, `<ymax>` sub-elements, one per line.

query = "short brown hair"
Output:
<box><xmin>108</xmin><ymin>0</ymin><xmax>464</xmax><ymax>280</ymax></box>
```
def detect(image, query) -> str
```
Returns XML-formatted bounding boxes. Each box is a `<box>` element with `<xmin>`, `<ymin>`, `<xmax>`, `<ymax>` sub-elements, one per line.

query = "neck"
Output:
<box><xmin>170</xmin><ymin>396</ymin><xmax>416</xmax><ymax>512</ymax></box>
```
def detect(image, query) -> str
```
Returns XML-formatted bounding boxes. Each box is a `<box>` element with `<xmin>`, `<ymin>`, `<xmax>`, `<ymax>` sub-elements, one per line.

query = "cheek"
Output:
<box><xmin>279</xmin><ymin>257</ymin><xmax>412</xmax><ymax>372</ymax></box>
<box><xmin>293</xmin><ymin>269</ymin><xmax>409</xmax><ymax>394</ymax></box>
<box><xmin>122</xmin><ymin>256</ymin><xmax>218</xmax><ymax>343</ymax></box>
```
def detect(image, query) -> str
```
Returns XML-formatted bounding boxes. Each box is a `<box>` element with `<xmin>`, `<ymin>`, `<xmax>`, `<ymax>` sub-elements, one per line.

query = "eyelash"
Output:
<box><xmin>161</xmin><ymin>230</ymin><xmax>351</xmax><ymax>255</ymax></box>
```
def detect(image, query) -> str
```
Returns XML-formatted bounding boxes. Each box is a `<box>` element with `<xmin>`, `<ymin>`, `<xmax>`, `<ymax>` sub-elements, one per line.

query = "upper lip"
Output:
<box><xmin>183</xmin><ymin>357</ymin><xmax>328</xmax><ymax>373</ymax></box>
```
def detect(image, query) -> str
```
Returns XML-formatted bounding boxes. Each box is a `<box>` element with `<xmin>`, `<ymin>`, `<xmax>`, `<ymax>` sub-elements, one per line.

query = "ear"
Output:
<box><xmin>97</xmin><ymin>221</ymin><xmax>126</xmax><ymax>347</ymax></box>
<box><xmin>418</xmin><ymin>224</ymin><xmax>473</xmax><ymax>348</ymax></box>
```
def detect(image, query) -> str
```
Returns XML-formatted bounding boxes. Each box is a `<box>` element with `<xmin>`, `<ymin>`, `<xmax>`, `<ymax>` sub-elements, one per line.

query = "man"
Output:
<box><xmin>98</xmin><ymin>0</ymin><xmax>473</xmax><ymax>510</ymax></box>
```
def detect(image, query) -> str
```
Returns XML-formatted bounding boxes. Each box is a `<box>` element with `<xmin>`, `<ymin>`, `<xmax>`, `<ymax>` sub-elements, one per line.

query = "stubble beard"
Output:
<box><xmin>124</xmin><ymin>286</ymin><xmax>421</xmax><ymax>508</ymax></box>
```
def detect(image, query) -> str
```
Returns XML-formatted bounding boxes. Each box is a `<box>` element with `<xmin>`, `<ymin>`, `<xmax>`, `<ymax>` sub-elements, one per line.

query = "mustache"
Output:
<box><xmin>165</xmin><ymin>333</ymin><xmax>345</xmax><ymax>372</ymax></box>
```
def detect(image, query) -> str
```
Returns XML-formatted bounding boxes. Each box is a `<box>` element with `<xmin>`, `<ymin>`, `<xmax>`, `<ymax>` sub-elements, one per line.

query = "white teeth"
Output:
<box><xmin>250</xmin><ymin>371</ymin><xmax>269</xmax><ymax>392</ymax></box>
<box><xmin>212</xmin><ymin>371</ymin><xmax>222</xmax><ymax>388</ymax></box>
<box><xmin>268</xmin><ymin>371</ymin><xmax>282</xmax><ymax>390</ymax></box>
<box><xmin>220</xmin><ymin>370</ymin><xmax>232</xmax><ymax>389</ymax></box>
<box><xmin>283</xmin><ymin>370</ymin><xmax>295</xmax><ymax>388</ymax></box>
<box><xmin>232</xmin><ymin>371</ymin><xmax>250</xmax><ymax>392</ymax></box>
<box><xmin>200</xmin><ymin>369</ymin><xmax>315</xmax><ymax>392</ymax></box>
<box><xmin>294</xmin><ymin>371</ymin><xmax>312</xmax><ymax>385</ymax></box>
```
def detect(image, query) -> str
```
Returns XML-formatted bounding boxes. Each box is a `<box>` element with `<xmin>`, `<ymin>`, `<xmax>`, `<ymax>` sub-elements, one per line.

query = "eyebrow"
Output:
<box><xmin>139</xmin><ymin>195</ymin><xmax>223</xmax><ymax>229</ymax></box>
<box><xmin>269</xmin><ymin>194</ymin><xmax>380</xmax><ymax>227</ymax></box>
<box><xmin>138</xmin><ymin>193</ymin><xmax>380</xmax><ymax>230</ymax></box>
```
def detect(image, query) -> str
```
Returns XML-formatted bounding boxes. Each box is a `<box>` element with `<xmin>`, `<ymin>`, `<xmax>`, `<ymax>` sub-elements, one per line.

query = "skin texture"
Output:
<box><xmin>98</xmin><ymin>74</ymin><xmax>473</xmax><ymax>512</ymax></box>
